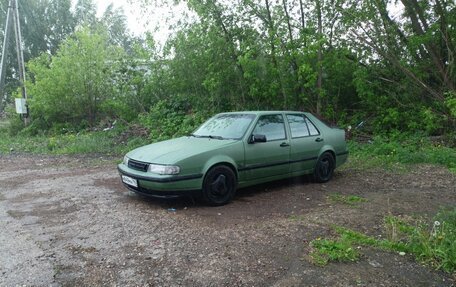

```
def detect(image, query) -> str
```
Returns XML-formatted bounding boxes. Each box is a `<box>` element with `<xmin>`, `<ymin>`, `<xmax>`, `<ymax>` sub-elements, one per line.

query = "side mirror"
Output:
<box><xmin>249</xmin><ymin>134</ymin><xmax>267</xmax><ymax>144</ymax></box>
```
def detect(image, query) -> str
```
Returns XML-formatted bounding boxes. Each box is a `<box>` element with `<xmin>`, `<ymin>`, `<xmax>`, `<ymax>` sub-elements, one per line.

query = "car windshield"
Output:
<box><xmin>192</xmin><ymin>114</ymin><xmax>256</xmax><ymax>140</ymax></box>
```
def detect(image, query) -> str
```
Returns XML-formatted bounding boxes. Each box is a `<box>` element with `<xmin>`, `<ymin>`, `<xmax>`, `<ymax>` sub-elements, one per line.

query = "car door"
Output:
<box><xmin>243</xmin><ymin>114</ymin><xmax>290</xmax><ymax>180</ymax></box>
<box><xmin>286</xmin><ymin>114</ymin><xmax>324</xmax><ymax>173</ymax></box>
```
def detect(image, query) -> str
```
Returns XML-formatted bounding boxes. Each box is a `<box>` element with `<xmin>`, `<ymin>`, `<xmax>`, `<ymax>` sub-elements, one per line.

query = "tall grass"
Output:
<box><xmin>0</xmin><ymin>125</ymin><xmax>150</xmax><ymax>156</ymax></box>
<box><xmin>346</xmin><ymin>135</ymin><xmax>456</xmax><ymax>172</ymax></box>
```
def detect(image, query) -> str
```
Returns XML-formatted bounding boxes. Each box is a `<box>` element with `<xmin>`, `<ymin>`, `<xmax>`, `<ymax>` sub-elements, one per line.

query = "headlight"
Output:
<box><xmin>123</xmin><ymin>155</ymin><xmax>129</xmax><ymax>165</ymax></box>
<box><xmin>148</xmin><ymin>164</ymin><xmax>180</xmax><ymax>175</ymax></box>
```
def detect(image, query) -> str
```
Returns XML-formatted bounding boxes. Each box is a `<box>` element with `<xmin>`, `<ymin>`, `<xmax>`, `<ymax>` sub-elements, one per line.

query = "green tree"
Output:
<box><xmin>100</xmin><ymin>4</ymin><xmax>130</xmax><ymax>49</ymax></box>
<box><xmin>19</xmin><ymin>0</ymin><xmax>75</xmax><ymax>58</ymax></box>
<box><xmin>74</xmin><ymin>0</ymin><xmax>97</xmax><ymax>28</ymax></box>
<box><xmin>27</xmin><ymin>27</ymin><xmax>125</xmax><ymax>129</ymax></box>
<box><xmin>0</xmin><ymin>0</ymin><xmax>75</xmax><ymax>111</ymax></box>
<box><xmin>341</xmin><ymin>0</ymin><xmax>456</xmax><ymax>132</ymax></box>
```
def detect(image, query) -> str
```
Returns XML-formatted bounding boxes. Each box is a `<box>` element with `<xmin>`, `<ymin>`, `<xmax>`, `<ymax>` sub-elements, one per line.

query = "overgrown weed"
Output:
<box><xmin>345</xmin><ymin>135</ymin><xmax>456</xmax><ymax>173</ymax></box>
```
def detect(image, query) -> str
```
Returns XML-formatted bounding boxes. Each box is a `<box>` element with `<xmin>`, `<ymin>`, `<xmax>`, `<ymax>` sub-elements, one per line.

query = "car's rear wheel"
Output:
<box><xmin>202</xmin><ymin>165</ymin><xmax>236</xmax><ymax>206</ymax></box>
<box><xmin>313</xmin><ymin>152</ymin><xmax>335</xmax><ymax>183</ymax></box>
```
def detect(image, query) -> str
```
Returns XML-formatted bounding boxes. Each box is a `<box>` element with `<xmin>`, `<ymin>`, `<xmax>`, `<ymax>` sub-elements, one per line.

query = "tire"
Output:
<box><xmin>202</xmin><ymin>165</ymin><xmax>236</xmax><ymax>206</ymax></box>
<box><xmin>313</xmin><ymin>152</ymin><xmax>335</xmax><ymax>183</ymax></box>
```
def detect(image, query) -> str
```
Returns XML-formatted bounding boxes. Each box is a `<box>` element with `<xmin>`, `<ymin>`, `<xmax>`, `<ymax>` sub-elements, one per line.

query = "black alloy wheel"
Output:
<box><xmin>202</xmin><ymin>165</ymin><xmax>236</xmax><ymax>206</ymax></box>
<box><xmin>314</xmin><ymin>152</ymin><xmax>335</xmax><ymax>183</ymax></box>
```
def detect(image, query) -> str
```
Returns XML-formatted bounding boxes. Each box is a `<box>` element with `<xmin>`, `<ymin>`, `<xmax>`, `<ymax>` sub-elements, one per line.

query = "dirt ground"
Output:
<box><xmin>0</xmin><ymin>154</ymin><xmax>455</xmax><ymax>287</ymax></box>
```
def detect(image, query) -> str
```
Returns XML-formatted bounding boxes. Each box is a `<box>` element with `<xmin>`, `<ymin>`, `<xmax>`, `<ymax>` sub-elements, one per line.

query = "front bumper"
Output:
<box><xmin>117</xmin><ymin>164</ymin><xmax>203</xmax><ymax>198</ymax></box>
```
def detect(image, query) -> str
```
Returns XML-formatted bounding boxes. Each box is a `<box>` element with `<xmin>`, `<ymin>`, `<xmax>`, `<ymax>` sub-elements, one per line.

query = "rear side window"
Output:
<box><xmin>253</xmin><ymin>114</ymin><xmax>286</xmax><ymax>141</ymax></box>
<box><xmin>286</xmin><ymin>114</ymin><xmax>310</xmax><ymax>138</ymax></box>
<box><xmin>306</xmin><ymin>118</ymin><xmax>320</xmax><ymax>136</ymax></box>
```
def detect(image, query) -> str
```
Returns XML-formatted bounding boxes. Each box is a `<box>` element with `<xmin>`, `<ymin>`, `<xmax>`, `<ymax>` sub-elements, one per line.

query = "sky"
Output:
<box><xmin>92</xmin><ymin>0</ymin><xmax>189</xmax><ymax>44</ymax></box>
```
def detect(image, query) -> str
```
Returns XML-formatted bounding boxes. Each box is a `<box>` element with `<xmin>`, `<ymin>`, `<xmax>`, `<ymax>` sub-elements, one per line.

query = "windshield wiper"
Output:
<box><xmin>191</xmin><ymin>134</ymin><xmax>225</xmax><ymax>140</ymax></box>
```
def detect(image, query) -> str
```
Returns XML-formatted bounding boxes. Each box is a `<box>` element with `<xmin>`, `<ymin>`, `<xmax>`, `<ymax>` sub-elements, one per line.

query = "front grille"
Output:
<box><xmin>128</xmin><ymin>159</ymin><xmax>149</xmax><ymax>172</ymax></box>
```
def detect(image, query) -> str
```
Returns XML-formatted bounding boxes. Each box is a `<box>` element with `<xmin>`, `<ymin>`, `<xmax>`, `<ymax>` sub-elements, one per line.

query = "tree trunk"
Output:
<box><xmin>316</xmin><ymin>0</ymin><xmax>323</xmax><ymax>115</ymax></box>
<box><xmin>265</xmin><ymin>0</ymin><xmax>287</xmax><ymax>109</ymax></box>
<box><xmin>282</xmin><ymin>0</ymin><xmax>302</xmax><ymax>108</ymax></box>
<box><xmin>299</xmin><ymin>0</ymin><xmax>307</xmax><ymax>47</ymax></box>
<box><xmin>401</xmin><ymin>0</ymin><xmax>453</xmax><ymax>91</ymax></box>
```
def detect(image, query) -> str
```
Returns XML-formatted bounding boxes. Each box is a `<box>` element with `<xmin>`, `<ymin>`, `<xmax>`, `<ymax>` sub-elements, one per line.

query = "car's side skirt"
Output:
<box><xmin>237</xmin><ymin>168</ymin><xmax>314</xmax><ymax>189</ymax></box>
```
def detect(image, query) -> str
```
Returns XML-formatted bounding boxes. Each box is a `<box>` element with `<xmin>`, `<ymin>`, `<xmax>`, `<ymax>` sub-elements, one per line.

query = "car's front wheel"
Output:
<box><xmin>313</xmin><ymin>152</ymin><xmax>335</xmax><ymax>183</ymax></box>
<box><xmin>202</xmin><ymin>165</ymin><xmax>236</xmax><ymax>206</ymax></box>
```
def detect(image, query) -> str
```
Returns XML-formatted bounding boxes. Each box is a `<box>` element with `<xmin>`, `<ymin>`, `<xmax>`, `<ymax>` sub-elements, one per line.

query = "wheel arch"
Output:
<box><xmin>205</xmin><ymin>162</ymin><xmax>238</xmax><ymax>180</ymax></box>
<box><xmin>317</xmin><ymin>145</ymin><xmax>336</xmax><ymax>163</ymax></box>
<box><xmin>202</xmin><ymin>156</ymin><xmax>239</xmax><ymax>182</ymax></box>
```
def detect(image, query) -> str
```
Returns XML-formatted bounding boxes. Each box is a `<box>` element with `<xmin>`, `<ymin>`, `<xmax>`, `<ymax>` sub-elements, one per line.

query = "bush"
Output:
<box><xmin>138</xmin><ymin>99</ymin><xmax>209</xmax><ymax>142</ymax></box>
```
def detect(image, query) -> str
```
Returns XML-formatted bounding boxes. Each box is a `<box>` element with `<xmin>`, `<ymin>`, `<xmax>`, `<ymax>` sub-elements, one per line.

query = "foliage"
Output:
<box><xmin>0</xmin><ymin>0</ymin><xmax>130</xmax><ymax>113</ymax></box>
<box><xmin>446</xmin><ymin>92</ymin><xmax>456</xmax><ymax>119</ymax></box>
<box><xmin>138</xmin><ymin>98</ymin><xmax>209</xmax><ymax>142</ymax></box>
<box><xmin>26</xmin><ymin>27</ymin><xmax>125</xmax><ymax>129</ymax></box>
<box><xmin>311</xmin><ymin>209</ymin><xmax>456</xmax><ymax>275</ymax></box>
<box><xmin>310</xmin><ymin>238</ymin><xmax>359</xmax><ymax>266</ymax></box>
<box><xmin>155</xmin><ymin>0</ymin><xmax>454</xmax><ymax>133</ymax></box>
<box><xmin>0</xmin><ymin>123</ymin><xmax>149</xmax><ymax>156</ymax></box>
<box><xmin>346</xmin><ymin>135</ymin><xmax>456</xmax><ymax>172</ymax></box>
<box><xmin>0</xmin><ymin>0</ymin><xmax>76</xmax><ymax>110</ymax></box>
<box><xmin>16</xmin><ymin>0</ymin><xmax>75</xmax><ymax>59</ymax></box>
<box><xmin>2</xmin><ymin>0</ymin><xmax>456</xmax><ymax>150</ymax></box>
<box><xmin>384</xmin><ymin>209</ymin><xmax>456</xmax><ymax>274</ymax></box>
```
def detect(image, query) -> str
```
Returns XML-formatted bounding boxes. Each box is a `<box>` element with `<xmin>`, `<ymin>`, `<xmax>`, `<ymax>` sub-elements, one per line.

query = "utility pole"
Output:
<box><xmin>0</xmin><ymin>0</ymin><xmax>13</xmax><ymax>109</ymax></box>
<box><xmin>0</xmin><ymin>0</ymin><xmax>28</xmax><ymax>124</ymax></box>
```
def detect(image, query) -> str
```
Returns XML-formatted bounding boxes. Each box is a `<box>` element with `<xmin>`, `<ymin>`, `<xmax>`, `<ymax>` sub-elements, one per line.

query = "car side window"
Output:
<box><xmin>252</xmin><ymin>114</ymin><xmax>286</xmax><ymax>141</ymax></box>
<box><xmin>286</xmin><ymin>114</ymin><xmax>310</xmax><ymax>138</ymax></box>
<box><xmin>306</xmin><ymin>118</ymin><xmax>320</xmax><ymax>136</ymax></box>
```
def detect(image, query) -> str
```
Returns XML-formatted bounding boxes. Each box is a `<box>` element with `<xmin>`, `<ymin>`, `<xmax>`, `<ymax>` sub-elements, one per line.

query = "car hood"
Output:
<box><xmin>126</xmin><ymin>136</ymin><xmax>238</xmax><ymax>164</ymax></box>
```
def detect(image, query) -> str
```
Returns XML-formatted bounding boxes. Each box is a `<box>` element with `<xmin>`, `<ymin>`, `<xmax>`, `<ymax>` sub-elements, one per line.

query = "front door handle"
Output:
<box><xmin>315</xmin><ymin>138</ymin><xmax>324</xmax><ymax>142</ymax></box>
<box><xmin>280</xmin><ymin>142</ymin><xmax>290</xmax><ymax>147</ymax></box>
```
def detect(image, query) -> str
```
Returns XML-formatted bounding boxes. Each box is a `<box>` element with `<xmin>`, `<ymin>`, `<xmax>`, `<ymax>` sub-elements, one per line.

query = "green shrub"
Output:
<box><xmin>138</xmin><ymin>99</ymin><xmax>209</xmax><ymax>142</ymax></box>
<box><xmin>406</xmin><ymin>209</ymin><xmax>456</xmax><ymax>273</ymax></box>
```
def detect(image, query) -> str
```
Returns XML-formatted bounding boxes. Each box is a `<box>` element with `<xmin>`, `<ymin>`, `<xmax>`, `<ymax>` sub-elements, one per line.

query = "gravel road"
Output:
<box><xmin>0</xmin><ymin>154</ymin><xmax>455</xmax><ymax>286</ymax></box>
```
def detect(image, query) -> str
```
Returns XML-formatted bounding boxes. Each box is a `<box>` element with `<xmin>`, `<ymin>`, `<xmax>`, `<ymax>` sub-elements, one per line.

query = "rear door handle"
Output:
<box><xmin>280</xmin><ymin>142</ymin><xmax>290</xmax><ymax>147</ymax></box>
<box><xmin>315</xmin><ymin>138</ymin><xmax>324</xmax><ymax>142</ymax></box>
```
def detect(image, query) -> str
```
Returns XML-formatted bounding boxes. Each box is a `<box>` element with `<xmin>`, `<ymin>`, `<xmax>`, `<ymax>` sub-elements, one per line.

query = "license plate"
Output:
<box><xmin>122</xmin><ymin>175</ymin><xmax>138</xmax><ymax>187</ymax></box>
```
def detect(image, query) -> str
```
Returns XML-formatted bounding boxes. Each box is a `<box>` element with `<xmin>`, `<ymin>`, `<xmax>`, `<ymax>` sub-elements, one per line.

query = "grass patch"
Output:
<box><xmin>328</xmin><ymin>193</ymin><xmax>367</xmax><ymax>206</ymax></box>
<box><xmin>384</xmin><ymin>210</ymin><xmax>456</xmax><ymax>274</ymax></box>
<box><xmin>309</xmin><ymin>208</ymin><xmax>456</xmax><ymax>275</ymax></box>
<box><xmin>345</xmin><ymin>135</ymin><xmax>456</xmax><ymax>173</ymax></box>
<box><xmin>310</xmin><ymin>238</ymin><xmax>359</xmax><ymax>266</ymax></box>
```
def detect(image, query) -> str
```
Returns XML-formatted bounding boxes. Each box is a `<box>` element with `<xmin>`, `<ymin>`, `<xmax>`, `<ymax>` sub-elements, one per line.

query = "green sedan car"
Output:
<box><xmin>118</xmin><ymin>111</ymin><xmax>348</xmax><ymax>205</ymax></box>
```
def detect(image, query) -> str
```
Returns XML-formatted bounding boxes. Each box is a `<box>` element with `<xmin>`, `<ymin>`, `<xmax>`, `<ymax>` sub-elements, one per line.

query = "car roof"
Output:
<box><xmin>219</xmin><ymin>111</ymin><xmax>309</xmax><ymax>116</ymax></box>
